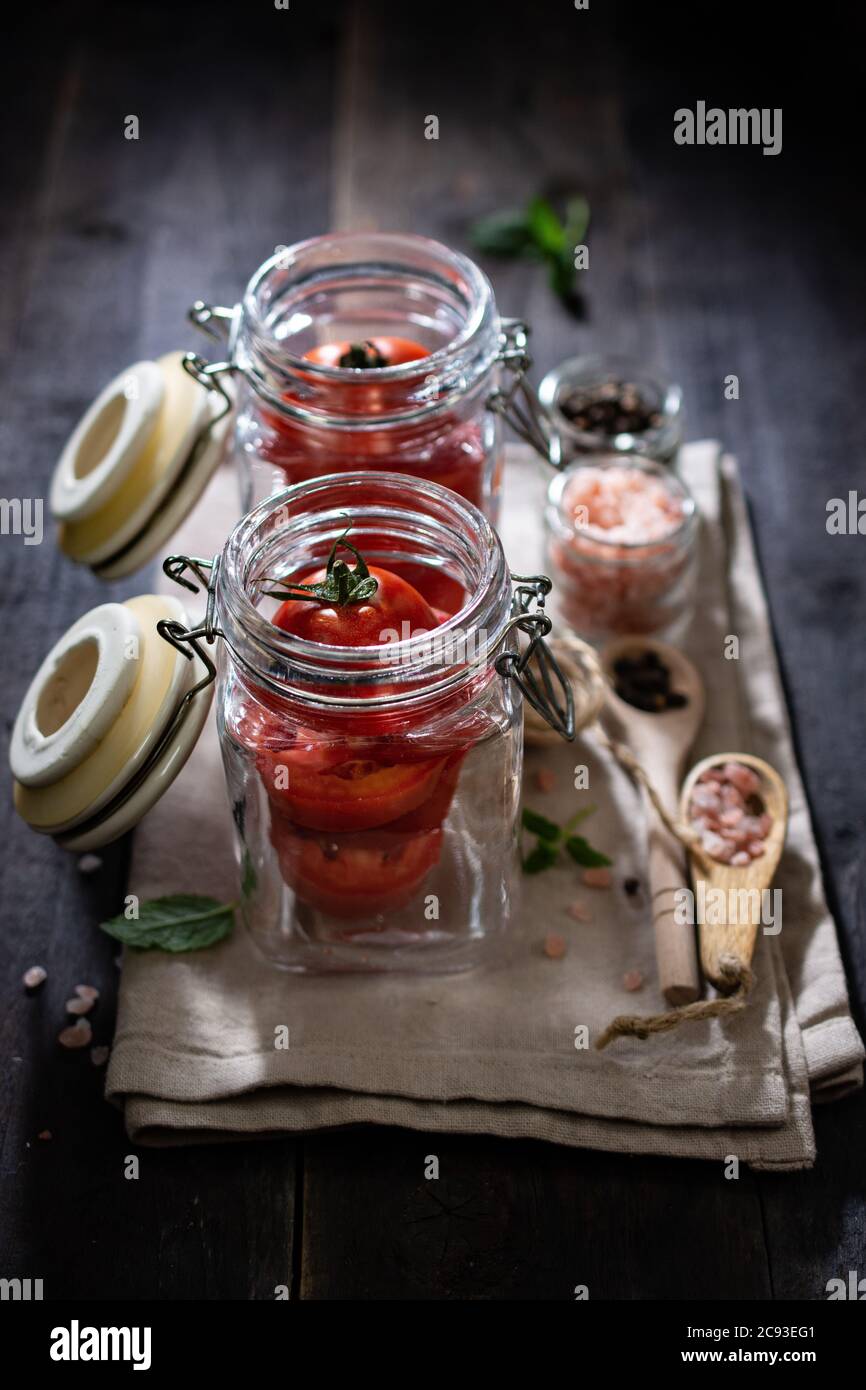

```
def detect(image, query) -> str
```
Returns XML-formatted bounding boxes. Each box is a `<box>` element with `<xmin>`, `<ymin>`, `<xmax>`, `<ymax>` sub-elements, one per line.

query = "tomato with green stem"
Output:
<box><xmin>260</xmin><ymin>527</ymin><xmax>451</xmax><ymax>831</ymax></box>
<box><xmin>303</xmin><ymin>337</ymin><xmax>430</xmax><ymax>370</ymax></box>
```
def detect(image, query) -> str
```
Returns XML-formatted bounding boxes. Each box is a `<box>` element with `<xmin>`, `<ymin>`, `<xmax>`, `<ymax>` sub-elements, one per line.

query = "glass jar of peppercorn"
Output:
<box><xmin>539</xmin><ymin>353</ymin><xmax>683</xmax><ymax>467</ymax></box>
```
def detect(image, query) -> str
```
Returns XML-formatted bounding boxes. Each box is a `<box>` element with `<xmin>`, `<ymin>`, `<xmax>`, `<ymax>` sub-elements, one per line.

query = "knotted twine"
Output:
<box><xmin>522</xmin><ymin>632</ymin><xmax>754</xmax><ymax>1048</ymax></box>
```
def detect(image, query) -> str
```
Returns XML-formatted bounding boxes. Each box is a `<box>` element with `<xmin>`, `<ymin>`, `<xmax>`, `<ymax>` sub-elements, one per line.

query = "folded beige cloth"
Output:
<box><xmin>106</xmin><ymin>443</ymin><xmax>863</xmax><ymax>1168</ymax></box>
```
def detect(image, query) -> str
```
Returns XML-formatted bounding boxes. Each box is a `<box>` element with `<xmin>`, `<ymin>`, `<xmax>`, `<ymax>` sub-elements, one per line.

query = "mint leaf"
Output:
<box><xmin>99</xmin><ymin>895</ymin><xmax>235</xmax><ymax>953</ymax></box>
<box><xmin>564</xmin><ymin>837</ymin><xmax>612</xmax><ymax>869</ymax></box>
<box><xmin>522</xmin><ymin>808</ymin><xmax>561</xmax><ymax>842</ymax></box>
<box><xmin>470</xmin><ymin>209</ymin><xmax>535</xmax><ymax>256</ymax></box>
<box><xmin>523</xmin><ymin>841</ymin><xmax>560</xmax><ymax>875</ymax></box>
<box><xmin>527</xmin><ymin>197</ymin><xmax>567</xmax><ymax>256</ymax></box>
<box><xmin>563</xmin><ymin>195</ymin><xmax>591</xmax><ymax>248</ymax></box>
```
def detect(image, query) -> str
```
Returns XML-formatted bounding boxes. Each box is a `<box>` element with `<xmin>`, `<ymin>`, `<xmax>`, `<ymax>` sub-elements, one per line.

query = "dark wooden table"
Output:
<box><xmin>2</xmin><ymin>0</ymin><xmax>864</xmax><ymax>1300</ymax></box>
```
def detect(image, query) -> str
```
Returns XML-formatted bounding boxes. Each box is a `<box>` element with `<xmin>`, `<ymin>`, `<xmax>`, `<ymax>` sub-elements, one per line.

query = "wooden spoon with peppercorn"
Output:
<box><xmin>602</xmin><ymin>636</ymin><xmax>705</xmax><ymax>1006</ymax></box>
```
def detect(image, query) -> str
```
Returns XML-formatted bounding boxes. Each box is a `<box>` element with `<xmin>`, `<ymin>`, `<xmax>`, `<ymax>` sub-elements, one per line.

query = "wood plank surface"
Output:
<box><xmin>0</xmin><ymin>0</ymin><xmax>343</xmax><ymax>1300</ymax></box>
<box><xmin>0</xmin><ymin>0</ymin><xmax>863</xmax><ymax>1300</ymax></box>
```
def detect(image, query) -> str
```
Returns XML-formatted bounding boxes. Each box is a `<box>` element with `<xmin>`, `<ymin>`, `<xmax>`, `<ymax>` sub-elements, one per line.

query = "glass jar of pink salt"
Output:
<box><xmin>545</xmin><ymin>455</ymin><xmax>698</xmax><ymax>642</ymax></box>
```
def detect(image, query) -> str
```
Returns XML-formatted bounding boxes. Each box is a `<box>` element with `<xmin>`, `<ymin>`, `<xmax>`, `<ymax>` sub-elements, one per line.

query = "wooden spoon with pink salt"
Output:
<box><xmin>679</xmin><ymin>753</ymin><xmax>788</xmax><ymax>992</ymax></box>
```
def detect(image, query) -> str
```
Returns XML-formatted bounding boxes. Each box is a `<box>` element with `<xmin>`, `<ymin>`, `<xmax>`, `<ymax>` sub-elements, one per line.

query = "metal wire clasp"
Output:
<box><xmin>495</xmin><ymin>574</ymin><xmax>575</xmax><ymax>739</ymax></box>
<box><xmin>183</xmin><ymin>301</ymin><xmax>241</xmax><ymax>432</ymax></box>
<box><xmin>158</xmin><ymin>553</ymin><xmax>223</xmax><ymax>695</ymax></box>
<box><xmin>488</xmin><ymin>319</ymin><xmax>551</xmax><ymax>462</ymax></box>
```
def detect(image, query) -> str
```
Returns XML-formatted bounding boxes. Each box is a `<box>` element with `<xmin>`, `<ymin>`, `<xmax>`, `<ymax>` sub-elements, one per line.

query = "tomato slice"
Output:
<box><xmin>270</xmin><ymin>818</ymin><xmax>442</xmax><ymax>918</ymax></box>
<box><xmin>387</xmin><ymin>751</ymin><xmax>465</xmax><ymax>832</ymax></box>
<box><xmin>260</xmin><ymin>750</ymin><xmax>449</xmax><ymax>831</ymax></box>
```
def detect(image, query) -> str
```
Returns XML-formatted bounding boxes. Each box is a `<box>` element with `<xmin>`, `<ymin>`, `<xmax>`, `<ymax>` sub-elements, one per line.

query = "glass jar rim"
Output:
<box><xmin>547</xmin><ymin>453</ymin><xmax>697</xmax><ymax>559</ymax></box>
<box><xmin>240</xmin><ymin>231</ymin><xmax>499</xmax><ymax>386</ymax></box>
<box><xmin>217</xmin><ymin>470</ymin><xmax>513</xmax><ymax>709</ymax></box>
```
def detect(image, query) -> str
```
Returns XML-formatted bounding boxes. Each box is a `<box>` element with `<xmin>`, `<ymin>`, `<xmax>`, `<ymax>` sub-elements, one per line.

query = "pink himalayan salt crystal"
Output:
<box><xmin>623</xmin><ymin>970</ymin><xmax>644</xmax><ymax>992</ymax></box>
<box><xmin>724</xmin><ymin>761</ymin><xmax>761</xmax><ymax>796</ymax></box>
<box><xmin>689</xmin><ymin>762</ymin><xmax>773</xmax><ymax>866</ymax></box>
<box><xmin>567</xmin><ymin>900</ymin><xmax>593</xmax><ymax>923</ymax></box>
<box><xmin>564</xmin><ymin>465</ymin><xmax>685</xmax><ymax>545</ymax></box>
<box><xmin>74</xmin><ymin>984</ymin><xmax>99</xmax><ymax>1003</ymax></box>
<box><xmin>58</xmin><ymin>1018</ymin><xmax>92</xmax><ymax>1049</ymax></box>
<box><xmin>544</xmin><ymin>933</ymin><xmax>568</xmax><ymax>959</ymax></box>
<box><xmin>534</xmin><ymin>768</ymin><xmax>557</xmax><ymax>793</ymax></box>
<box><xmin>65</xmin><ymin>996</ymin><xmax>94</xmax><ymax>1016</ymax></box>
<box><xmin>37</xmin><ymin>1130</ymin><xmax>53</xmax><ymax>1141</ymax></box>
<box><xmin>582</xmin><ymin>866</ymin><xmax>613</xmax><ymax>889</ymax></box>
<box><xmin>702</xmin><ymin>831</ymin><xmax>736</xmax><ymax>863</ymax></box>
<box><xmin>91</xmin><ymin>1046</ymin><xmax>110</xmax><ymax>1067</ymax></box>
<box><xmin>23</xmin><ymin>965</ymin><xmax>47</xmax><ymax>990</ymax></box>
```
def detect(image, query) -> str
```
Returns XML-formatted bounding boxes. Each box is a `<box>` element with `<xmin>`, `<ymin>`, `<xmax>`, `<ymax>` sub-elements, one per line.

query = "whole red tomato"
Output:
<box><xmin>272</xmin><ymin>561</ymin><xmax>438</xmax><ymax>647</ymax></box>
<box><xmin>258</xmin><ymin>533</ymin><xmax>451</xmax><ymax>831</ymax></box>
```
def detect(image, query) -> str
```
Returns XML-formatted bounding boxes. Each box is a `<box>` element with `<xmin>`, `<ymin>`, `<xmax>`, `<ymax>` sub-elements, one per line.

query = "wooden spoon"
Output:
<box><xmin>602</xmin><ymin>637</ymin><xmax>705</xmax><ymax>1006</ymax></box>
<box><xmin>679</xmin><ymin>752</ymin><xmax>788</xmax><ymax>992</ymax></box>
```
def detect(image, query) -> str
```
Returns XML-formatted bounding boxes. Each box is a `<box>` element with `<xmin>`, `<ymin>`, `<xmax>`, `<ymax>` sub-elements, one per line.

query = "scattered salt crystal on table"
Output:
<box><xmin>567</xmin><ymin>900</ymin><xmax>592</xmax><ymax>922</ymax></box>
<box><xmin>74</xmin><ymin>985</ymin><xmax>99</xmax><ymax>1003</ymax></box>
<box><xmin>623</xmin><ymin>970</ymin><xmax>644</xmax><ymax>992</ymax></box>
<box><xmin>582</xmin><ymin>866</ymin><xmax>612</xmax><ymax>889</ymax></box>
<box><xmin>534</xmin><ymin>768</ymin><xmax>556</xmax><ymax>792</ymax></box>
<box><xmin>58</xmin><ymin>1019</ymin><xmax>92</xmax><ymax>1049</ymax></box>
<box><xmin>37</xmin><ymin>1130</ymin><xmax>53</xmax><ymax>1141</ymax></box>
<box><xmin>77</xmin><ymin>854</ymin><xmax>102</xmax><ymax>875</ymax></box>
<box><xmin>544</xmin><ymin>933</ymin><xmax>567</xmax><ymax>959</ymax></box>
<box><xmin>23</xmin><ymin>965</ymin><xmax>47</xmax><ymax>990</ymax></box>
<box><xmin>90</xmin><ymin>1046</ymin><xmax>110</xmax><ymax>1067</ymax></box>
<box><xmin>65</xmin><ymin>996</ymin><xmax>94</xmax><ymax>1016</ymax></box>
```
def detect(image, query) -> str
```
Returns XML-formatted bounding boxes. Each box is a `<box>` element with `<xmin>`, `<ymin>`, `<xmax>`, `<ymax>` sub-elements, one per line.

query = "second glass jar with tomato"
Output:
<box><xmin>216</xmin><ymin>471</ymin><xmax>523</xmax><ymax>972</ymax></box>
<box><xmin>229</xmin><ymin>233</ymin><xmax>507</xmax><ymax>521</ymax></box>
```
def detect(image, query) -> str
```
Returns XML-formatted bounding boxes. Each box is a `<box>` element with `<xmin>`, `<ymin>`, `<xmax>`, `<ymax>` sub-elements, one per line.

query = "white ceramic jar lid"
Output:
<box><xmin>50</xmin><ymin>362</ymin><xmax>165</xmax><ymax>522</ymax></box>
<box><xmin>11</xmin><ymin>594</ymin><xmax>214</xmax><ymax>849</ymax></box>
<box><xmin>52</xmin><ymin>352</ymin><xmax>231</xmax><ymax>578</ymax></box>
<box><xmin>10</xmin><ymin>603</ymin><xmax>142</xmax><ymax>788</ymax></box>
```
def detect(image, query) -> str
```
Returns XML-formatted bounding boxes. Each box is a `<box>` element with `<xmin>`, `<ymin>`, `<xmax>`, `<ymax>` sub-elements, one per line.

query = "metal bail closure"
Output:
<box><xmin>51</xmin><ymin>349</ymin><xmax>234</xmax><ymax>581</ymax></box>
<box><xmin>495</xmin><ymin>574</ymin><xmax>575</xmax><ymax>739</ymax></box>
<box><xmin>10</xmin><ymin>594</ymin><xmax>215</xmax><ymax>852</ymax></box>
<box><xmin>488</xmin><ymin>318</ymin><xmax>553</xmax><ymax>464</ymax></box>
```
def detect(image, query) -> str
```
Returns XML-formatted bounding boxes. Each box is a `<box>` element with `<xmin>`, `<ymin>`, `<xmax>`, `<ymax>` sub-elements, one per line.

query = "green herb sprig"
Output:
<box><xmin>470</xmin><ymin>194</ymin><xmax>591</xmax><ymax>309</ymax></box>
<box><xmin>521</xmin><ymin>805</ymin><xmax>611</xmax><ymax>875</ymax></box>
<box><xmin>263</xmin><ymin>523</ymin><xmax>378</xmax><ymax>608</ymax></box>
<box><xmin>100</xmin><ymin>895</ymin><xmax>235</xmax><ymax>953</ymax></box>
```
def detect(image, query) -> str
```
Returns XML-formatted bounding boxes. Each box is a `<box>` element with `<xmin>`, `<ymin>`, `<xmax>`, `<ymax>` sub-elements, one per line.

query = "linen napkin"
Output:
<box><xmin>105</xmin><ymin>443</ymin><xmax>863</xmax><ymax>1169</ymax></box>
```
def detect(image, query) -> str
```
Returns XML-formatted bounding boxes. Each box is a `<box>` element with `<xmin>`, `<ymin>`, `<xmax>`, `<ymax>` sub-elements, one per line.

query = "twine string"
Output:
<box><xmin>594</xmin><ymin>954</ymin><xmax>753</xmax><ymax>1050</ymax></box>
<box><xmin>522</xmin><ymin>633</ymin><xmax>751</xmax><ymax>1047</ymax></box>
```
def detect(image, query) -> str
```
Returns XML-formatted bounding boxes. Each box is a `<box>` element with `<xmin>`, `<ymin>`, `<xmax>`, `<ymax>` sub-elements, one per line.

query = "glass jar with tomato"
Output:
<box><xmin>200</xmin><ymin>470</ymin><xmax>565</xmax><ymax>973</ymax></box>
<box><xmin>192</xmin><ymin>233</ymin><xmax>518</xmax><ymax>522</ymax></box>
